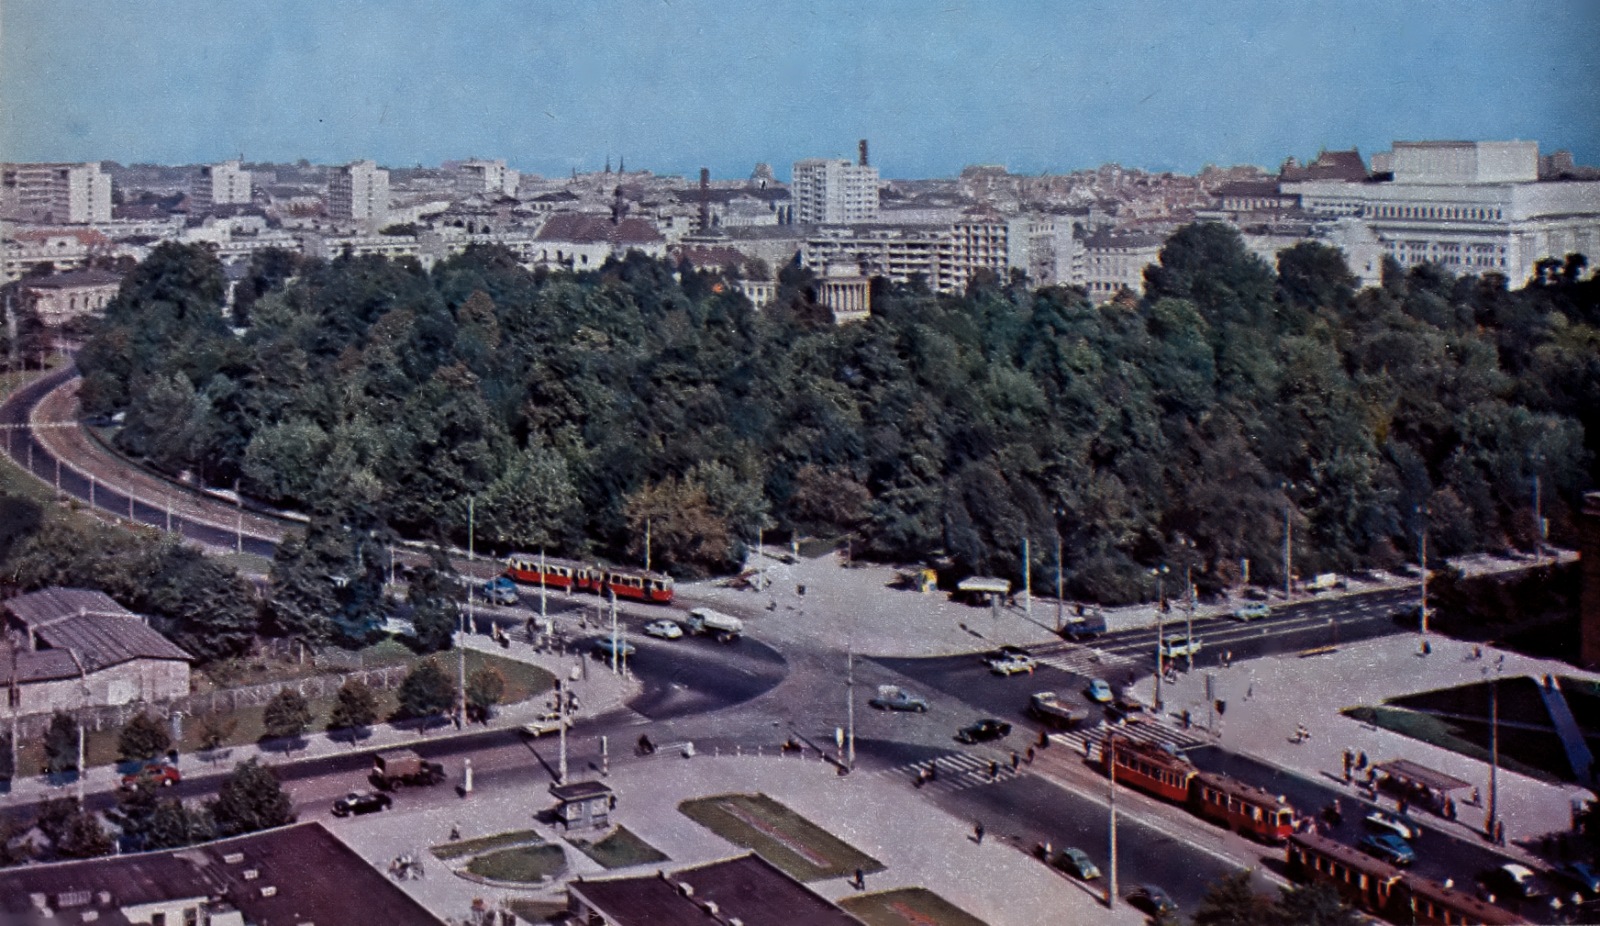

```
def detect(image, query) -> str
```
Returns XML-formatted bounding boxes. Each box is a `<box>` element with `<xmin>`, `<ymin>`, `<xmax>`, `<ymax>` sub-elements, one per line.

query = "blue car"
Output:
<box><xmin>1086</xmin><ymin>679</ymin><xmax>1114</xmax><ymax>703</ymax></box>
<box><xmin>1359</xmin><ymin>833</ymin><xmax>1416</xmax><ymax>866</ymax></box>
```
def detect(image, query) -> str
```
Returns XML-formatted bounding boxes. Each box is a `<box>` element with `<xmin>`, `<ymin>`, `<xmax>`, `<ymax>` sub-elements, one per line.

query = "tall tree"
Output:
<box><xmin>117</xmin><ymin>712</ymin><xmax>173</xmax><ymax>764</ymax></box>
<box><xmin>44</xmin><ymin>712</ymin><xmax>80</xmax><ymax>775</ymax></box>
<box><xmin>327</xmin><ymin>678</ymin><xmax>380</xmax><ymax>734</ymax></box>
<box><xmin>396</xmin><ymin>658</ymin><xmax>456</xmax><ymax>721</ymax></box>
<box><xmin>208</xmin><ymin>759</ymin><xmax>294</xmax><ymax>837</ymax></box>
<box><xmin>262</xmin><ymin>688</ymin><xmax>313</xmax><ymax>743</ymax></box>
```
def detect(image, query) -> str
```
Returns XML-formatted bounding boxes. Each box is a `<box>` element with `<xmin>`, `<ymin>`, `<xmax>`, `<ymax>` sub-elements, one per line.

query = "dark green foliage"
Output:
<box><xmin>465</xmin><ymin>666</ymin><xmax>506</xmax><ymax>722</ymax></box>
<box><xmin>196</xmin><ymin>712</ymin><xmax>238</xmax><ymax>753</ymax></box>
<box><xmin>406</xmin><ymin>549</ymin><xmax>461</xmax><ymax>653</ymax></box>
<box><xmin>0</xmin><ymin>732</ymin><xmax>13</xmax><ymax>780</ymax></box>
<box><xmin>111</xmin><ymin>782</ymin><xmax>214</xmax><ymax>853</ymax></box>
<box><xmin>117</xmin><ymin>712</ymin><xmax>173</xmax><ymax>763</ymax></box>
<box><xmin>54</xmin><ymin>807</ymin><xmax>114</xmax><ymax>859</ymax></box>
<box><xmin>327</xmin><ymin>678</ymin><xmax>379</xmax><ymax>732</ymax></box>
<box><xmin>396</xmin><ymin>658</ymin><xmax>456</xmax><ymax>720</ymax></box>
<box><xmin>1273</xmin><ymin>882</ymin><xmax>1364</xmax><ymax>926</ymax></box>
<box><xmin>1191</xmin><ymin>870</ymin><xmax>1276</xmax><ymax>926</ymax></box>
<box><xmin>208</xmin><ymin>759</ymin><xmax>294</xmax><ymax>837</ymax></box>
<box><xmin>261</xmin><ymin>688</ymin><xmax>312</xmax><ymax>741</ymax></box>
<box><xmin>75</xmin><ymin>232</ymin><xmax>1595</xmax><ymax>599</ymax></box>
<box><xmin>43</xmin><ymin>712</ymin><xmax>79</xmax><ymax>775</ymax></box>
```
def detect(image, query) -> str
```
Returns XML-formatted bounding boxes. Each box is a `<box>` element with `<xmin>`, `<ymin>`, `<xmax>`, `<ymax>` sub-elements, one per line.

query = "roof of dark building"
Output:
<box><xmin>1281</xmin><ymin>149</ymin><xmax>1369</xmax><ymax>182</ymax></box>
<box><xmin>535</xmin><ymin>213</ymin><xmax>663</xmax><ymax>246</ymax></box>
<box><xmin>5</xmin><ymin>588</ymin><xmax>133</xmax><ymax>628</ymax></box>
<box><xmin>0</xmin><ymin>649</ymin><xmax>82</xmax><ymax>685</ymax></box>
<box><xmin>3</xmin><ymin>588</ymin><xmax>191</xmax><ymax>670</ymax></box>
<box><xmin>18</xmin><ymin>269</ymin><xmax>124</xmax><ymax>290</ymax></box>
<box><xmin>570</xmin><ymin>853</ymin><xmax>862</xmax><ymax>926</ymax></box>
<box><xmin>0</xmin><ymin>821</ymin><xmax>443</xmax><ymax>926</ymax></box>
<box><xmin>1214</xmin><ymin>180</ymin><xmax>1287</xmax><ymax>199</ymax></box>
<box><xmin>550</xmin><ymin>779</ymin><xmax>613</xmax><ymax>801</ymax></box>
<box><xmin>673</xmin><ymin>245</ymin><xmax>747</xmax><ymax>268</ymax></box>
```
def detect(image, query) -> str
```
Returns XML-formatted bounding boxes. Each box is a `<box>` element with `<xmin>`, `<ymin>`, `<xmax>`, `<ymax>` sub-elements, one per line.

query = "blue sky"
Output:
<box><xmin>2</xmin><ymin>0</ymin><xmax>1595</xmax><ymax>179</ymax></box>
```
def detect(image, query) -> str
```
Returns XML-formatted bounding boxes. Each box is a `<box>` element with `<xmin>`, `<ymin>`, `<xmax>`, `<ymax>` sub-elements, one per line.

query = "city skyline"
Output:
<box><xmin>3</xmin><ymin>0</ymin><xmax>1597</xmax><ymax>179</ymax></box>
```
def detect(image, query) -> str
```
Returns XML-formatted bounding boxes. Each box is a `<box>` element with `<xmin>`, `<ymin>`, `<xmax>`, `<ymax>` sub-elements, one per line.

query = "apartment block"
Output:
<box><xmin>1</xmin><ymin>162</ymin><xmax>113</xmax><ymax>224</ymax></box>
<box><xmin>457</xmin><ymin>158</ymin><xmax>520</xmax><ymax>198</ymax></box>
<box><xmin>792</xmin><ymin>158</ymin><xmax>879</xmax><ymax>224</ymax></box>
<box><xmin>191</xmin><ymin>159</ymin><xmax>253</xmax><ymax>212</ymax></box>
<box><xmin>327</xmin><ymin>159</ymin><xmax>390</xmax><ymax>224</ymax></box>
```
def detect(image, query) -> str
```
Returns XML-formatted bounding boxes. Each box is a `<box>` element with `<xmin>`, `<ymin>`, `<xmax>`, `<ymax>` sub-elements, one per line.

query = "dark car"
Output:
<box><xmin>1557</xmin><ymin>861</ymin><xmax>1600</xmax><ymax>897</ymax></box>
<box><xmin>955</xmin><ymin>718</ymin><xmax>1012</xmax><ymax>744</ymax></box>
<box><xmin>332</xmin><ymin>791</ymin><xmax>393</xmax><ymax>817</ymax></box>
<box><xmin>1359</xmin><ymin>833</ymin><xmax>1416</xmax><ymax>866</ymax></box>
<box><xmin>120</xmin><ymin>763</ymin><xmax>181</xmax><ymax>789</ymax></box>
<box><xmin>1128</xmin><ymin>884</ymin><xmax>1177</xmax><ymax>915</ymax></box>
<box><xmin>1051</xmin><ymin>846</ymin><xmax>1101</xmax><ymax>881</ymax></box>
<box><xmin>1482</xmin><ymin>863</ymin><xmax>1545</xmax><ymax>900</ymax></box>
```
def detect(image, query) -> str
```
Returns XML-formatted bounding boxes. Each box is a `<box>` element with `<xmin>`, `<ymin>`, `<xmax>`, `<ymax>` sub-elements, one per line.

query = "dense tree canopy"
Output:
<box><xmin>78</xmin><ymin>232</ymin><xmax>1596</xmax><ymax>601</ymax></box>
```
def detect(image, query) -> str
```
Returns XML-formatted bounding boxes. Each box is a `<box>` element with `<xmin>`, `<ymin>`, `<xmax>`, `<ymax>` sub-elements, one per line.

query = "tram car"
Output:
<box><xmin>1100</xmin><ymin>735</ymin><xmax>1297</xmax><ymax>843</ymax></box>
<box><xmin>503</xmin><ymin>554</ymin><xmax>675</xmax><ymax>604</ymax></box>
<box><xmin>1286</xmin><ymin>832</ymin><xmax>1529</xmax><ymax>925</ymax></box>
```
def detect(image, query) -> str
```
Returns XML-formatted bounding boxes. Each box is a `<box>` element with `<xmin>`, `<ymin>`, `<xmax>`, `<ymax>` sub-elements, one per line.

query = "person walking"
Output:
<box><xmin>974</xmin><ymin>821</ymin><xmax>985</xmax><ymax>845</ymax></box>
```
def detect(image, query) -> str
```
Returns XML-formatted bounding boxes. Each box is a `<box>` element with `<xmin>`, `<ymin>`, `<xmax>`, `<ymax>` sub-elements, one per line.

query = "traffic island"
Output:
<box><xmin>566</xmin><ymin>826</ymin><xmax>668</xmax><ymax>869</ymax></box>
<box><xmin>463</xmin><ymin>843</ymin><xmax>568</xmax><ymax>884</ymax></box>
<box><xmin>678</xmin><ymin>793</ymin><xmax>884</xmax><ymax>882</ymax></box>
<box><xmin>430</xmin><ymin>829</ymin><xmax>544</xmax><ymax>862</ymax></box>
<box><xmin>838</xmin><ymin>888</ymin><xmax>989</xmax><ymax>926</ymax></box>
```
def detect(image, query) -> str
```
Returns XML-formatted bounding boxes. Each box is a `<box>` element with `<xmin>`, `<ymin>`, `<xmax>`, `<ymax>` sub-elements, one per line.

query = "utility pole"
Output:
<box><xmin>1022</xmin><ymin>537</ymin><xmax>1031</xmax><ymax>618</ymax></box>
<box><xmin>1487</xmin><ymin>675</ymin><xmax>1500</xmax><ymax>841</ymax></box>
<box><xmin>1283</xmin><ymin>486</ymin><xmax>1293</xmax><ymax>604</ymax></box>
<box><xmin>539</xmin><ymin>548</ymin><xmax>548</xmax><ymax>632</ymax></box>
<box><xmin>644</xmin><ymin>518</ymin><xmax>651</xmax><ymax>574</ymax></box>
<box><xmin>1055</xmin><ymin>529</ymin><xmax>1064</xmax><ymax>634</ymax></box>
<box><xmin>1151</xmin><ymin>565</ymin><xmax>1168</xmax><ymax>711</ymax></box>
<box><xmin>846</xmin><ymin>643</ymin><xmax>856</xmax><ymax>770</ymax></box>
<box><xmin>235</xmin><ymin>482</ymin><xmax>243</xmax><ymax>554</ymax></box>
<box><xmin>1184</xmin><ymin>555</ymin><xmax>1196</xmax><ymax>673</ymax></box>
<box><xmin>609</xmin><ymin>589</ymin><xmax>620</xmax><ymax>675</ymax></box>
<box><xmin>1106</xmin><ymin>736</ymin><xmax>1118</xmax><ymax>910</ymax></box>
<box><xmin>557</xmin><ymin>678</ymin><xmax>569</xmax><ymax>785</ymax></box>
<box><xmin>1533</xmin><ymin>472</ymin><xmax>1544</xmax><ymax>566</ymax></box>
<box><xmin>1418</xmin><ymin>506</ymin><xmax>1429</xmax><ymax>636</ymax></box>
<box><xmin>460</xmin><ymin>498</ymin><xmax>473</xmax><ymax>729</ymax></box>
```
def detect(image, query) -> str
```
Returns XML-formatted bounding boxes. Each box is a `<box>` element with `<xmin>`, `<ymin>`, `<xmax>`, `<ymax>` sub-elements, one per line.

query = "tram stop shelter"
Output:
<box><xmin>1373</xmin><ymin>758</ymin><xmax>1472</xmax><ymax>809</ymax></box>
<box><xmin>550</xmin><ymin>780</ymin><xmax>614</xmax><ymax>831</ymax></box>
<box><xmin>957</xmin><ymin>576</ymin><xmax>1011</xmax><ymax>606</ymax></box>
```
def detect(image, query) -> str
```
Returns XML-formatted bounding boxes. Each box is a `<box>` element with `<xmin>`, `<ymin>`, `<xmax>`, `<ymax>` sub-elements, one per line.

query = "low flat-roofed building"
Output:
<box><xmin>568</xmin><ymin>852</ymin><xmax>862</xmax><ymax>926</ymax></box>
<box><xmin>18</xmin><ymin>268</ymin><xmax>123</xmax><ymax>325</ymax></box>
<box><xmin>0</xmin><ymin>821</ymin><xmax>443</xmax><ymax>926</ymax></box>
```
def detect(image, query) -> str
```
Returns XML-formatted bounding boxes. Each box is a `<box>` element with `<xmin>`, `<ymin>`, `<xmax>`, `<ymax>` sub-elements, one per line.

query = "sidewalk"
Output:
<box><xmin>332</xmin><ymin>753</ymin><xmax>1152</xmax><ymax>926</ymax></box>
<box><xmin>1136</xmin><ymin>632</ymin><xmax>1598</xmax><ymax>858</ymax></box>
<box><xmin>0</xmin><ymin>635</ymin><xmax>641</xmax><ymax>808</ymax></box>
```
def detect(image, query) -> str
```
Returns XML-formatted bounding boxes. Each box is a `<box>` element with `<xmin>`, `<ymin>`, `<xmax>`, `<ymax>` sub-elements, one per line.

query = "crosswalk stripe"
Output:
<box><xmin>1033</xmin><ymin>646</ymin><xmax>1142</xmax><ymax>675</ymax></box>
<box><xmin>1048</xmin><ymin>718</ymin><xmax>1206</xmax><ymax>759</ymax></box>
<box><xmin>874</xmin><ymin>750</ymin><xmax>1028</xmax><ymax>793</ymax></box>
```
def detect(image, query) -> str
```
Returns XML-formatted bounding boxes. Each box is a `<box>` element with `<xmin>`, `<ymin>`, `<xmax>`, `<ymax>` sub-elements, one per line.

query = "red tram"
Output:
<box><xmin>1286</xmin><ymin>832</ymin><xmax>1529</xmax><ymax>925</ymax></box>
<box><xmin>1101</xmin><ymin>735</ymin><xmax>1298</xmax><ymax>843</ymax></box>
<box><xmin>503</xmin><ymin>554</ymin><xmax>675</xmax><ymax>604</ymax></box>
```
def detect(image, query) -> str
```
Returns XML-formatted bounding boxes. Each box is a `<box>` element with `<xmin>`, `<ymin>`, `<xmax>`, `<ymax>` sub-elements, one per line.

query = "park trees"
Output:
<box><xmin>327</xmin><ymin>678</ymin><xmax>380</xmax><ymax>735</ymax></box>
<box><xmin>465</xmin><ymin>666</ymin><xmax>506</xmax><ymax>723</ymax></box>
<box><xmin>396</xmin><ymin>658</ymin><xmax>456</xmax><ymax>722</ymax></box>
<box><xmin>44</xmin><ymin>712</ymin><xmax>80</xmax><ymax>776</ymax></box>
<box><xmin>262</xmin><ymin>688</ymin><xmax>313</xmax><ymax>743</ymax></box>
<box><xmin>117</xmin><ymin>712</ymin><xmax>173</xmax><ymax>764</ymax></box>
<box><xmin>209</xmin><ymin>759</ymin><xmax>294</xmax><ymax>837</ymax></box>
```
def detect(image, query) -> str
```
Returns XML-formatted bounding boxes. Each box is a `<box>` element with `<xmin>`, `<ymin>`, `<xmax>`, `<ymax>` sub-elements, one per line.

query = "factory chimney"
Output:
<box><xmin>859</xmin><ymin>139</ymin><xmax>869</xmax><ymax>167</ymax></box>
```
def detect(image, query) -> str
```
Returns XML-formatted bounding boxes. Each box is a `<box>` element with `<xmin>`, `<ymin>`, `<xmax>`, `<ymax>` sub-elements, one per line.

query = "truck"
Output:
<box><xmin>1028</xmin><ymin>691</ymin><xmax>1089</xmax><ymax>730</ymax></box>
<box><xmin>369</xmin><ymin>749</ymin><xmax>446</xmax><ymax>790</ymax></box>
<box><xmin>1061</xmin><ymin>609</ymin><xmax>1107</xmax><ymax>641</ymax></box>
<box><xmin>685</xmin><ymin>607</ymin><xmax>744</xmax><ymax>641</ymax></box>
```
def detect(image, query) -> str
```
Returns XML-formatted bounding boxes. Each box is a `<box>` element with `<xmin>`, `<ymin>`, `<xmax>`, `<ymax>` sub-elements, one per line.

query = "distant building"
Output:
<box><xmin>567</xmin><ymin>853</ymin><xmax>860</xmax><ymax>926</ymax></box>
<box><xmin>18</xmin><ymin>268</ymin><xmax>123</xmax><ymax>326</ymax></box>
<box><xmin>799</xmin><ymin>214</ymin><xmax>1011</xmax><ymax>294</ymax></box>
<box><xmin>1080</xmin><ymin>229</ymin><xmax>1165</xmax><ymax>302</ymax></box>
<box><xmin>1</xmin><ymin>162</ymin><xmax>113</xmax><ymax>224</ymax></box>
<box><xmin>456</xmin><ymin>158</ymin><xmax>519</xmax><ymax>198</ymax></box>
<box><xmin>191</xmin><ymin>159</ymin><xmax>254</xmax><ymax>212</ymax></box>
<box><xmin>792</xmin><ymin>158</ymin><xmax>880</xmax><ymax>224</ymax></box>
<box><xmin>1</xmin><ymin>587</ymin><xmax>192</xmax><ymax>713</ymax></box>
<box><xmin>816</xmin><ymin>263</ymin><xmax>872</xmax><ymax>323</ymax></box>
<box><xmin>1283</xmin><ymin>140</ymin><xmax>1600</xmax><ymax>285</ymax></box>
<box><xmin>532</xmin><ymin>213</ymin><xmax>665</xmax><ymax>270</ymax></box>
<box><xmin>1</xmin><ymin>227</ymin><xmax>113</xmax><ymax>282</ymax></box>
<box><xmin>328</xmin><ymin>159</ymin><xmax>390</xmax><ymax>225</ymax></box>
<box><xmin>0</xmin><ymin>822</ymin><xmax>442</xmax><ymax>926</ymax></box>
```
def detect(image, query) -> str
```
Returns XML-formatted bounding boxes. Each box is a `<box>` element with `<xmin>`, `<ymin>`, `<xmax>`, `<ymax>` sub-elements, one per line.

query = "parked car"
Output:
<box><xmin>955</xmin><ymin>718</ymin><xmax>1012</xmax><ymax>744</ymax></box>
<box><xmin>642</xmin><ymin>619</ymin><xmax>683</xmax><ymax>640</ymax></box>
<box><xmin>1159</xmin><ymin>637</ymin><xmax>1202</xmax><ymax>659</ymax></box>
<box><xmin>478</xmin><ymin>576</ymin><xmax>518</xmax><ymax>605</ymax></box>
<box><xmin>987</xmin><ymin>653</ymin><xmax>1037</xmax><ymax>676</ymax></box>
<box><xmin>1028</xmin><ymin>691</ymin><xmax>1088</xmax><ymax>730</ymax></box>
<box><xmin>1556</xmin><ymin>861</ymin><xmax>1600</xmax><ymax>896</ymax></box>
<box><xmin>868</xmin><ymin>685</ymin><xmax>929</xmax><ymax>712</ymax></box>
<box><xmin>1086</xmin><ymin>678</ymin><xmax>1114</xmax><ymax>703</ymax></box>
<box><xmin>1364</xmin><ymin>810</ymin><xmax>1422</xmax><ymax>842</ymax></box>
<box><xmin>1359</xmin><ymin>833</ymin><xmax>1416</xmax><ymax>866</ymax></box>
<box><xmin>1107</xmin><ymin>694</ymin><xmax>1147</xmax><ymax>723</ymax></box>
<box><xmin>592</xmin><ymin>637</ymin><xmax>637</xmax><ymax>658</ymax></box>
<box><xmin>120</xmin><ymin>763</ymin><xmax>181</xmax><ymax>789</ymax></box>
<box><xmin>1484</xmin><ymin>863</ymin><xmax>1546</xmax><ymax>900</ymax></box>
<box><xmin>1127</xmin><ymin>884</ymin><xmax>1178</xmax><ymax>916</ymax></box>
<box><xmin>1052</xmin><ymin>846</ymin><xmax>1101</xmax><ymax>881</ymax></box>
<box><xmin>981</xmin><ymin>645</ymin><xmax>1029</xmax><ymax>663</ymax></box>
<box><xmin>1232</xmin><ymin>602</ymin><xmax>1271</xmax><ymax>621</ymax></box>
<box><xmin>332</xmin><ymin>790</ymin><xmax>393</xmax><ymax>817</ymax></box>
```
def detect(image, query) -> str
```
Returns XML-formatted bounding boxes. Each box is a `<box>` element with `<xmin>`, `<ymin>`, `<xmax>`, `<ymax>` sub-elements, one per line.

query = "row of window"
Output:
<box><xmin>1375</xmin><ymin>203</ymin><xmax>1503</xmax><ymax>221</ymax></box>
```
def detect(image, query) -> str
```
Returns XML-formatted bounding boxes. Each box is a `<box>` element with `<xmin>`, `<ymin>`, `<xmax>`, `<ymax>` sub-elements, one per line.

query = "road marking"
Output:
<box><xmin>874</xmin><ymin>750</ymin><xmax>1025</xmax><ymax>793</ymax></box>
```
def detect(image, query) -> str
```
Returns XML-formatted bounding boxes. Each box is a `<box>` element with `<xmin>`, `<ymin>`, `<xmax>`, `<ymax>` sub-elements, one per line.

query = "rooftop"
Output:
<box><xmin>570</xmin><ymin>853</ymin><xmax>861</xmax><ymax>926</ymax></box>
<box><xmin>534</xmin><ymin>213</ymin><xmax>663</xmax><ymax>246</ymax></box>
<box><xmin>18</xmin><ymin>269</ymin><xmax>124</xmax><ymax>290</ymax></box>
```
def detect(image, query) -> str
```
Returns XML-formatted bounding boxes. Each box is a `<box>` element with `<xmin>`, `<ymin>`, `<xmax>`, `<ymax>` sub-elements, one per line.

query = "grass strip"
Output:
<box><xmin>465</xmin><ymin>844</ymin><xmax>567</xmax><ymax>883</ymax></box>
<box><xmin>431</xmin><ymin>828</ymin><xmax>542</xmax><ymax>861</ymax></box>
<box><xmin>839</xmin><ymin>888</ymin><xmax>989</xmax><ymax>926</ymax></box>
<box><xmin>567</xmin><ymin>826</ymin><xmax>668</xmax><ymax>869</ymax></box>
<box><xmin>679</xmin><ymin>793</ymin><xmax>882</xmax><ymax>883</ymax></box>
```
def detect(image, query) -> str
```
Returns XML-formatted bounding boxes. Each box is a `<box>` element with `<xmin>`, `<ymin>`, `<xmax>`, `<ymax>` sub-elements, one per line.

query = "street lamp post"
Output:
<box><xmin>461</xmin><ymin>498</ymin><xmax>474</xmax><ymax>728</ymax></box>
<box><xmin>1180</xmin><ymin>538</ymin><xmax>1196</xmax><ymax>673</ymax></box>
<box><xmin>1106</xmin><ymin>736</ymin><xmax>1119</xmax><ymax>910</ymax></box>
<box><xmin>1054</xmin><ymin>526</ymin><xmax>1064</xmax><ymax>635</ymax></box>
<box><xmin>1150</xmin><ymin>565</ymin><xmax>1169</xmax><ymax>711</ymax></box>
<box><xmin>1282</xmin><ymin>482</ymin><xmax>1294</xmax><ymax>604</ymax></box>
<box><xmin>1416</xmin><ymin>505</ymin><xmax>1429</xmax><ymax>637</ymax></box>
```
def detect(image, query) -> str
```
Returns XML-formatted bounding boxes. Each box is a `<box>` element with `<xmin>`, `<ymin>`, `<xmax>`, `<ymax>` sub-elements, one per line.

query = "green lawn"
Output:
<box><xmin>839</xmin><ymin>888</ymin><xmax>989</xmax><ymax>926</ymax></box>
<box><xmin>567</xmin><ymin>826</ymin><xmax>668</xmax><ymax>869</ymax></box>
<box><xmin>1341</xmin><ymin>705</ymin><xmax>1562</xmax><ymax>783</ymax></box>
<box><xmin>431</xmin><ymin>829</ymin><xmax>543</xmax><ymax>861</ymax></box>
<box><xmin>679</xmin><ymin>793</ymin><xmax>883</xmax><ymax>883</ymax></box>
<box><xmin>504</xmin><ymin>899</ymin><xmax>569</xmax><ymax>924</ymax></box>
<box><xmin>465</xmin><ymin>844</ymin><xmax>568</xmax><ymax>883</ymax></box>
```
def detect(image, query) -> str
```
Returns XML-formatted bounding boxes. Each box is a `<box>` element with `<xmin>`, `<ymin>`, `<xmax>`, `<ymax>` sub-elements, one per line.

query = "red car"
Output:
<box><xmin>121</xmin><ymin>763</ymin><xmax>181</xmax><ymax>789</ymax></box>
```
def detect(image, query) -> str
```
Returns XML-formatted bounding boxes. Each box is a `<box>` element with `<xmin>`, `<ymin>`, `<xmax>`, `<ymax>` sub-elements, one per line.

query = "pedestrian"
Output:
<box><xmin>1010</xmin><ymin>750</ymin><xmax>1020</xmax><ymax>771</ymax></box>
<box><xmin>1357</xmin><ymin>751</ymin><xmax>1368</xmax><ymax>770</ymax></box>
<box><xmin>1445</xmin><ymin>798</ymin><xmax>1456</xmax><ymax>820</ymax></box>
<box><xmin>1246</xmin><ymin>683</ymin><xmax>1254</xmax><ymax>701</ymax></box>
<box><xmin>1473</xmin><ymin>644</ymin><xmax>1483</xmax><ymax>660</ymax></box>
<box><xmin>854</xmin><ymin>867</ymin><xmax>865</xmax><ymax>890</ymax></box>
<box><xmin>974</xmin><ymin>821</ymin><xmax>985</xmax><ymax>844</ymax></box>
<box><xmin>1471</xmin><ymin>786</ymin><xmax>1481</xmax><ymax>806</ymax></box>
<box><xmin>1026</xmin><ymin>746</ymin><xmax>1035</xmax><ymax>763</ymax></box>
<box><xmin>450</xmin><ymin>822</ymin><xmax>461</xmax><ymax>841</ymax></box>
<box><xmin>989</xmin><ymin>760</ymin><xmax>999</xmax><ymax>779</ymax></box>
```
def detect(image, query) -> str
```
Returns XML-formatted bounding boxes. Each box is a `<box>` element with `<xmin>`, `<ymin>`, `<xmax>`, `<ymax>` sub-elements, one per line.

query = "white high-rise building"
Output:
<box><xmin>1283</xmin><ymin>140</ymin><xmax>1599</xmax><ymax>285</ymax></box>
<box><xmin>0</xmin><ymin>162</ymin><xmax>113</xmax><ymax>224</ymax></box>
<box><xmin>191</xmin><ymin>159</ymin><xmax>253</xmax><ymax>212</ymax></box>
<box><xmin>791</xmin><ymin>158</ymin><xmax>879</xmax><ymax>224</ymax></box>
<box><xmin>328</xmin><ymin>159</ymin><xmax>390</xmax><ymax>225</ymax></box>
<box><xmin>457</xmin><ymin>159</ymin><xmax>519</xmax><ymax>198</ymax></box>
